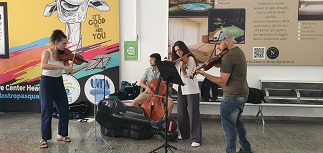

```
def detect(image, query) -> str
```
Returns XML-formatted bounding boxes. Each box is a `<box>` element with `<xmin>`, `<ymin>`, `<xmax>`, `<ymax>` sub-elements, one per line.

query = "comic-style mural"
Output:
<box><xmin>0</xmin><ymin>0</ymin><xmax>119</xmax><ymax>112</ymax></box>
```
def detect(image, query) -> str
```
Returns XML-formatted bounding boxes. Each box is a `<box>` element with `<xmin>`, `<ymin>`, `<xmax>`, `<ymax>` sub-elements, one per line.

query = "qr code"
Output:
<box><xmin>253</xmin><ymin>47</ymin><xmax>265</xmax><ymax>59</ymax></box>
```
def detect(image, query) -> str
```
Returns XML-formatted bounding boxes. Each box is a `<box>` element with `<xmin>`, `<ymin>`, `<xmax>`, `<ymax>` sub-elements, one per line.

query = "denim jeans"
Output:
<box><xmin>220</xmin><ymin>96</ymin><xmax>252</xmax><ymax>153</ymax></box>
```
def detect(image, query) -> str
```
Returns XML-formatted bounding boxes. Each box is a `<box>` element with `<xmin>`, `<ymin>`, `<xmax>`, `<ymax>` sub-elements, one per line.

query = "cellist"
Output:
<box><xmin>131</xmin><ymin>53</ymin><xmax>174</xmax><ymax>118</ymax></box>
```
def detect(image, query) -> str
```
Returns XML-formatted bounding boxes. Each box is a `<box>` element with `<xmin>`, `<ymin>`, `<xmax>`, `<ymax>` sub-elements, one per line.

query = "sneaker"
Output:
<box><xmin>191</xmin><ymin>142</ymin><xmax>200</xmax><ymax>147</ymax></box>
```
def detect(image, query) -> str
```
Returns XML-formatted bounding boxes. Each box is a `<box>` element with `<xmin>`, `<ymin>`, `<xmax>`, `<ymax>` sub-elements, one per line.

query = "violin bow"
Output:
<box><xmin>209</xmin><ymin>29</ymin><xmax>224</xmax><ymax>59</ymax></box>
<box><xmin>173</xmin><ymin>43</ymin><xmax>209</xmax><ymax>63</ymax></box>
<box><xmin>71</xmin><ymin>51</ymin><xmax>77</xmax><ymax>67</ymax></box>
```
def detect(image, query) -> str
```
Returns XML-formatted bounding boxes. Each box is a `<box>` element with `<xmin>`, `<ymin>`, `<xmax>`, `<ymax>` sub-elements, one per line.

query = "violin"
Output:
<box><xmin>141</xmin><ymin>76</ymin><xmax>166</xmax><ymax>120</ymax></box>
<box><xmin>189</xmin><ymin>49</ymin><xmax>229</xmax><ymax>79</ymax></box>
<box><xmin>172</xmin><ymin>43</ymin><xmax>208</xmax><ymax>64</ymax></box>
<box><xmin>58</xmin><ymin>48</ymin><xmax>88</xmax><ymax>65</ymax></box>
<box><xmin>174</xmin><ymin>53</ymin><xmax>190</xmax><ymax>64</ymax></box>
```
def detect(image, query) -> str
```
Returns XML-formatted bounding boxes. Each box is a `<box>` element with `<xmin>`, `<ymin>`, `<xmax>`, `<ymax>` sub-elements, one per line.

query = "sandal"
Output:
<box><xmin>57</xmin><ymin>136</ymin><xmax>71</xmax><ymax>142</ymax></box>
<box><xmin>39</xmin><ymin>140</ymin><xmax>48</xmax><ymax>149</ymax></box>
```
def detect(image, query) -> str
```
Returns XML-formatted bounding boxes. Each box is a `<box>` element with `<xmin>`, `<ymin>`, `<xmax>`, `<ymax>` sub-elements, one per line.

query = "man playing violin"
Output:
<box><xmin>131</xmin><ymin>53</ymin><xmax>174</xmax><ymax>118</ymax></box>
<box><xmin>194</xmin><ymin>29</ymin><xmax>252</xmax><ymax>153</ymax></box>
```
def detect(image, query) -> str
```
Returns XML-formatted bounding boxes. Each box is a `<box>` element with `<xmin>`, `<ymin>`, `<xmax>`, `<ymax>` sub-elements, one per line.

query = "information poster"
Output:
<box><xmin>169</xmin><ymin>0</ymin><xmax>323</xmax><ymax>66</ymax></box>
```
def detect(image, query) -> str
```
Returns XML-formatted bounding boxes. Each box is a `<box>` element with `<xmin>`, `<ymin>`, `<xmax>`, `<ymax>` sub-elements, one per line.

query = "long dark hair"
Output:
<box><xmin>171</xmin><ymin>41</ymin><xmax>197</xmax><ymax>66</ymax></box>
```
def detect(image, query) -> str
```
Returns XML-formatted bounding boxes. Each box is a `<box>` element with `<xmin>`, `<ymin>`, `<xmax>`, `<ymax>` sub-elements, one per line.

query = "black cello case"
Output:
<box><xmin>96</xmin><ymin>99</ymin><xmax>178</xmax><ymax>140</ymax></box>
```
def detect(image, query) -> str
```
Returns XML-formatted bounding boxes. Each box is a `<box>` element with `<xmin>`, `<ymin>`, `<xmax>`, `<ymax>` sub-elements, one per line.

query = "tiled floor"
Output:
<box><xmin>0</xmin><ymin>112</ymin><xmax>323</xmax><ymax>153</ymax></box>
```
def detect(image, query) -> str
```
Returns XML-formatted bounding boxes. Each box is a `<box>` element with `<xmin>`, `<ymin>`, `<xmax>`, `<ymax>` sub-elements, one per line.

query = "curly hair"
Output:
<box><xmin>50</xmin><ymin>29</ymin><xmax>67</xmax><ymax>45</ymax></box>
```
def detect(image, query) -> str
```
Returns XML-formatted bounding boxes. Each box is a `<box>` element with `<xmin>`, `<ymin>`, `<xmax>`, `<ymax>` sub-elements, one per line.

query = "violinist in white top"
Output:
<box><xmin>171</xmin><ymin>40</ymin><xmax>202</xmax><ymax>148</ymax></box>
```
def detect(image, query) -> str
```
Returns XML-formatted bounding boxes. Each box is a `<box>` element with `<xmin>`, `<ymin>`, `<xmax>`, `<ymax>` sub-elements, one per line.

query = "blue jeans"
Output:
<box><xmin>220</xmin><ymin>96</ymin><xmax>252</xmax><ymax>153</ymax></box>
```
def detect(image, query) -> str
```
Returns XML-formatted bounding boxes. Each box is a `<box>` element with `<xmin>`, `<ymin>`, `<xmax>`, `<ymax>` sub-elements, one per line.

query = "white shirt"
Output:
<box><xmin>176</xmin><ymin>56</ymin><xmax>200</xmax><ymax>95</ymax></box>
<box><xmin>42</xmin><ymin>49</ymin><xmax>64</xmax><ymax>77</ymax></box>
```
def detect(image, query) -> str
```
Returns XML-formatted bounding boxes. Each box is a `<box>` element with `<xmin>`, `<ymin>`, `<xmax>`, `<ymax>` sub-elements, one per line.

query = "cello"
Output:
<box><xmin>141</xmin><ymin>76</ymin><xmax>166</xmax><ymax>120</ymax></box>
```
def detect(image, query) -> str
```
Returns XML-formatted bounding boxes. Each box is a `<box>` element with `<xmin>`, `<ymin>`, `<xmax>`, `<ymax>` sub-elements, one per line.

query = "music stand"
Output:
<box><xmin>150</xmin><ymin>60</ymin><xmax>184</xmax><ymax>153</ymax></box>
<box><xmin>86</xmin><ymin>54</ymin><xmax>112</xmax><ymax>71</ymax></box>
<box><xmin>86</xmin><ymin>54</ymin><xmax>112</xmax><ymax>103</ymax></box>
<box><xmin>75</xmin><ymin>54</ymin><xmax>113</xmax><ymax>151</ymax></box>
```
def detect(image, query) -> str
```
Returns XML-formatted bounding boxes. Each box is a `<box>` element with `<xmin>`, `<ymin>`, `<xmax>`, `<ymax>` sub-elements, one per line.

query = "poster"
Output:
<box><xmin>124</xmin><ymin>40</ymin><xmax>139</xmax><ymax>61</ymax></box>
<box><xmin>169</xmin><ymin>0</ymin><xmax>323</xmax><ymax>66</ymax></box>
<box><xmin>0</xmin><ymin>0</ymin><xmax>120</xmax><ymax>112</ymax></box>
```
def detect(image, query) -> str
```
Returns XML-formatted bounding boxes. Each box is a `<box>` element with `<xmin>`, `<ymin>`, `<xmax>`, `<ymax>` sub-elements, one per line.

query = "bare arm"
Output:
<box><xmin>40</xmin><ymin>50</ymin><xmax>72</xmax><ymax>73</ymax></box>
<box><xmin>195</xmin><ymin>68</ymin><xmax>230</xmax><ymax>86</ymax></box>
<box><xmin>139</xmin><ymin>78</ymin><xmax>151</xmax><ymax>93</ymax></box>
<box><xmin>204</xmin><ymin>72</ymin><xmax>230</xmax><ymax>86</ymax></box>
<box><xmin>71</xmin><ymin>63</ymin><xmax>89</xmax><ymax>74</ymax></box>
<box><xmin>41</xmin><ymin>50</ymin><xmax>63</xmax><ymax>70</ymax></box>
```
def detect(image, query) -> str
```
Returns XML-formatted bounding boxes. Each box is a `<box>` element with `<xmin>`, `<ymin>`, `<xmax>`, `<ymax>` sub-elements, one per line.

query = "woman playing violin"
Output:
<box><xmin>194</xmin><ymin>29</ymin><xmax>252</xmax><ymax>153</ymax></box>
<box><xmin>39</xmin><ymin>29</ymin><xmax>87</xmax><ymax>149</ymax></box>
<box><xmin>171</xmin><ymin>41</ymin><xmax>202</xmax><ymax>147</ymax></box>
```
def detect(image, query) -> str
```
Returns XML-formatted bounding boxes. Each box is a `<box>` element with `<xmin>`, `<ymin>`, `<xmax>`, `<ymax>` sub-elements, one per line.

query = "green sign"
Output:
<box><xmin>124</xmin><ymin>41</ymin><xmax>138</xmax><ymax>61</ymax></box>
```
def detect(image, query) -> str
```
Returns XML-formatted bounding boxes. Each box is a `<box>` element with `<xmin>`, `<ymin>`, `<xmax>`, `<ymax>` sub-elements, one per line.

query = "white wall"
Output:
<box><xmin>120</xmin><ymin>0</ymin><xmax>323</xmax><ymax>117</ymax></box>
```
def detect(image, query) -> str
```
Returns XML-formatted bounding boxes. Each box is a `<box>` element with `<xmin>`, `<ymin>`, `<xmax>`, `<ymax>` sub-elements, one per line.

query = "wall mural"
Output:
<box><xmin>0</xmin><ymin>0</ymin><xmax>120</xmax><ymax>112</ymax></box>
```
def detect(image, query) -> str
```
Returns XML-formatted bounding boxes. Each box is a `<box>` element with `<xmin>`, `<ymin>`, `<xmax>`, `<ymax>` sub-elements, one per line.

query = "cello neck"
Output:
<box><xmin>154</xmin><ymin>76</ymin><xmax>163</xmax><ymax>94</ymax></box>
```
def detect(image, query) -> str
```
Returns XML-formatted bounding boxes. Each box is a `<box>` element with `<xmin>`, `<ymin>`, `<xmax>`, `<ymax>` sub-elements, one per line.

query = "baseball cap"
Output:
<box><xmin>213</xmin><ymin>29</ymin><xmax>232</xmax><ymax>41</ymax></box>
